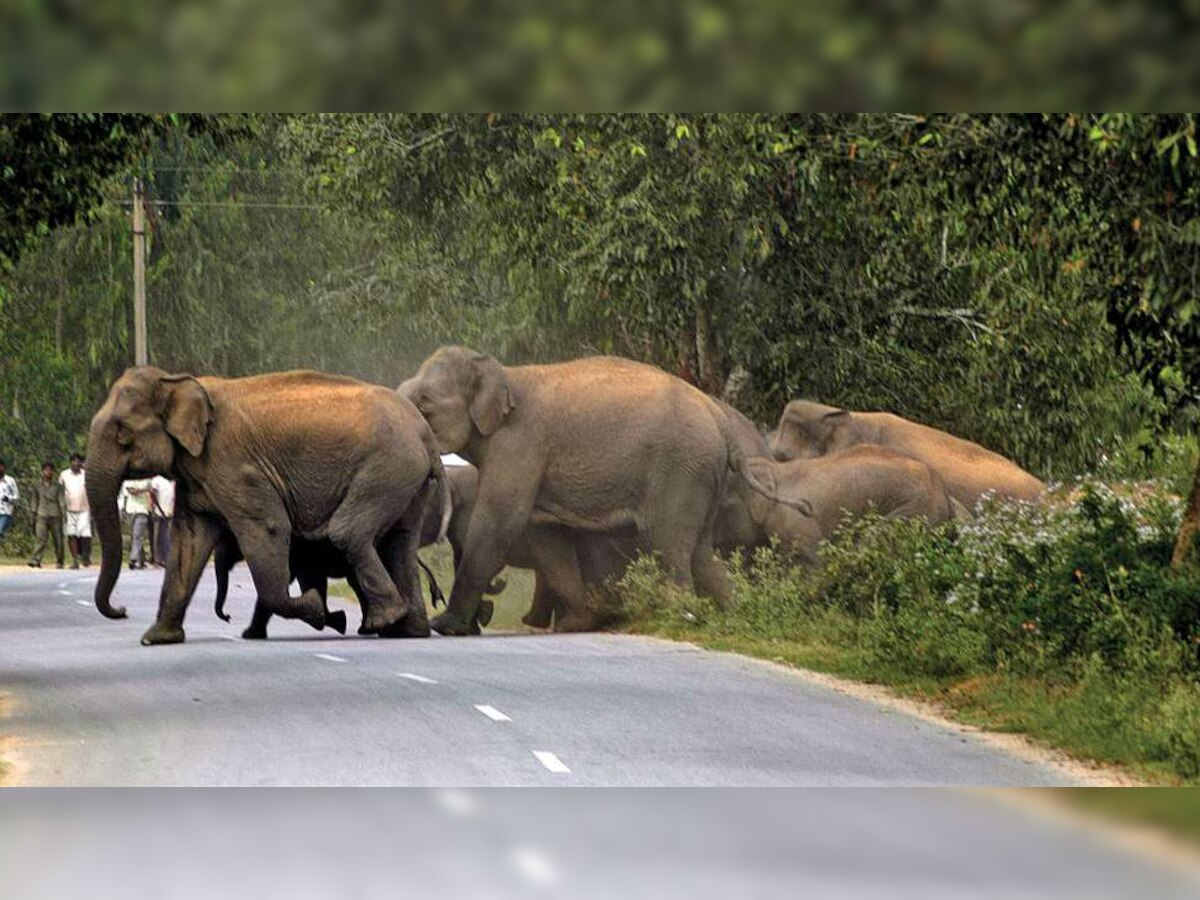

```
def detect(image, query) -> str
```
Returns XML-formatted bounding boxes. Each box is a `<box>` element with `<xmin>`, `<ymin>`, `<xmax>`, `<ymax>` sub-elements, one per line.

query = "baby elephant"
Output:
<box><xmin>745</xmin><ymin>445</ymin><xmax>966</xmax><ymax>563</ymax></box>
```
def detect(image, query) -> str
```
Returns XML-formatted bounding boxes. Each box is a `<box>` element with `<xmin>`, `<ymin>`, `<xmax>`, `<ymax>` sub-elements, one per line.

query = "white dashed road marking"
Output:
<box><xmin>314</xmin><ymin>653</ymin><xmax>347</xmax><ymax>663</ymax></box>
<box><xmin>474</xmin><ymin>705</ymin><xmax>512</xmax><ymax>722</ymax></box>
<box><xmin>398</xmin><ymin>673</ymin><xmax>439</xmax><ymax>684</ymax></box>
<box><xmin>75</xmin><ymin>600</ymin><xmax>91</xmax><ymax>607</ymax></box>
<box><xmin>58</xmin><ymin>590</ymin><xmax>72</xmax><ymax>596</ymax></box>
<box><xmin>532</xmin><ymin>751</ymin><xmax>570</xmax><ymax>774</ymax></box>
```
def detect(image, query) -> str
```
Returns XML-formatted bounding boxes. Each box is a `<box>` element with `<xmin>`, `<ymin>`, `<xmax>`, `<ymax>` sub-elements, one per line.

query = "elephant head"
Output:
<box><xmin>769</xmin><ymin>400</ymin><xmax>854</xmax><ymax>461</ymax></box>
<box><xmin>86</xmin><ymin>367</ymin><xmax>212</xmax><ymax>619</ymax></box>
<box><xmin>398</xmin><ymin>346</ymin><xmax>514</xmax><ymax>455</ymax></box>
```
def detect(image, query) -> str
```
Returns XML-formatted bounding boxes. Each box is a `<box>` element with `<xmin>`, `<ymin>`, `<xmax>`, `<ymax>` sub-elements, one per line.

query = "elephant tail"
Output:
<box><xmin>431</xmin><ymin>455</ymin><xmax>452</xmax><ymax>544</ymax></box>
<box><xmin>712</xmin><ymin>402</ymin><xmax>813</xmax><ymax>517</ymax></box>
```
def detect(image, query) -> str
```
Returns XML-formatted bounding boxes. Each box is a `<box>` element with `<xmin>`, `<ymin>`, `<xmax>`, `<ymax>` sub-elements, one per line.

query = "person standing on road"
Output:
<box><xmin>150</xmin><ymin>475</ymin><xmax>174</xmax><ymax>567</ymax></box>
<box><xmin>121</xmin><ymin>477</ymin><xmax>153</xmax><ymax>570</ymax></box>
<box><xmin>60</xmin><ymin>453</ymin><xmax>91</xmax><ymax>569</ymax></box>
<box><xmin>0</xmin><ymin>459</ymin><xmax>18</xmax><ymax>544</ymax></box>
<box><xmin>28</xmin><ymin>462</ymin><xmax>65</xmax><ymax>568</ymax></box>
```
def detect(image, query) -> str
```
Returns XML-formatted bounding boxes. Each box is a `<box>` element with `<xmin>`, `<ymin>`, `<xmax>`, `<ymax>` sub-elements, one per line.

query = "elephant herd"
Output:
<box><xmin>84</xmin><ymin>347</ymin><xmax>1043</xmax><ymax>646</ymax></box>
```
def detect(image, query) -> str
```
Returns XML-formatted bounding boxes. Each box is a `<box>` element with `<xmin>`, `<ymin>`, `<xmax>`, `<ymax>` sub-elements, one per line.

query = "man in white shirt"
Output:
<box><xmin>121</xmin><ymin>477</ymin><xmax>153</xmax><ymax>570</ymax></box>
<box><xmin>150</xmin><ymin>475</ymin><xmax>175</xmax><ymax>567</ymax></box>
<box><xmin>0</xmin><ymin>458</ymin><xmax>18</xmax><ymax>544</ymax></box>
<box><xmin>60</xmin><ymin>453</ymin><xmax>91</xmax><ymax>569</ymax></box>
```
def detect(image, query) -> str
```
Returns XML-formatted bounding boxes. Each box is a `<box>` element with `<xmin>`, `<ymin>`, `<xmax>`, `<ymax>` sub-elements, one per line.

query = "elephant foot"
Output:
<box><xmin>430</xmin><ymin>610</ymin><xmax>481</xmax><ymax>636</ymax></box>
<box><xmin>141</xmin><ymin>622</ymin><xmax>186</xmax><ymax>645</ymax></box>
<box><xmin>325</xmin><ymin>609</ymin><xmax>347</xmax><ymax>635</ymax></box>
<box><xmin>484</xmin><ymin>576</ymin><xmax>507</xmax><ymax>595</ymax></box>
<box><xmin>521</xmin><ymin>607</ymin><xmax>553</xmax><ymax>630</ymax></box>
<box><xmin>554</xmin><ymin>610</ymin><xmax>597</xmax><ymax>633</ymax></box>
<box><xmin>378</xmin><ymin>614</ymin><xmax>431</xmax><ymax>639</ymax></box>
<box><xmin>360</xmin><ymin>607</ymin><xmax>403</xmax><ymax>635</ymax></box>
<box><xmin>241</xmin><ymin>623</ymin><xmax>268</xmax><ymax>640</ymax></box>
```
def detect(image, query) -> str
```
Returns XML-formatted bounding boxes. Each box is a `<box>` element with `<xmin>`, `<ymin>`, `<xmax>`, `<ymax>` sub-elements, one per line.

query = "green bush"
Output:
<box><xmin>611</xmin><ymin>478</ymin><xmax>1200</xmax><ymax>781</ymax></box>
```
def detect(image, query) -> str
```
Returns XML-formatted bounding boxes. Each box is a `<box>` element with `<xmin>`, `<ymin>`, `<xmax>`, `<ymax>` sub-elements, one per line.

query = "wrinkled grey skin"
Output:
<box><xmin>746</xmin><ymin>445</ymin><xmax>964</xmax><ymax>563</ymax></box>
<box><xmin>769</xmin><ymin>400</ymin><xmax>1045</xmax><ymax>509</ymax></box>
<box><xmin>399</xmin><ymin>347</ymin><xmax>777</xmax><ymax>636</ymax></box>
<box><xmin>711</xmin><ymin>400</ymin><xmax>776</xmax><ymax>557</ymax></box>
<box><xmin>424</xmin><ymin>465</ymin><xmax>639</xmax><ymax>632</ymax></box>
<box><xmin>86</xmin><ymin>367</ymin><xmax>446</xmax><ymax>645</ymax></box>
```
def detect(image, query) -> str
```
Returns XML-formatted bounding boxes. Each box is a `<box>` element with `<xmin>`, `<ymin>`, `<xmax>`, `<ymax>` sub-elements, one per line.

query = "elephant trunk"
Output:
<box><xmin>87</xmin><ymin>463</ymin><xmax>128</xmax><ymax>619</ymax></box>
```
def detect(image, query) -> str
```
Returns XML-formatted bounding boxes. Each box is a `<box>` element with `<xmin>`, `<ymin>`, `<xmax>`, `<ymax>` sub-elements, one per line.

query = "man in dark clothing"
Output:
<box><xmin>29</xmin><ymin>462</ymin><xmax>65</xmax><ymax>568</ymax></box>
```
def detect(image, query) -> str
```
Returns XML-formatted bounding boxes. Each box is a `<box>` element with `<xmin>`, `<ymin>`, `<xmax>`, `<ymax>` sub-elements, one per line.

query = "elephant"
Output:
<box><xmin>398</xmin><ymin>347</ymin><xmax>805</xmax><ymax>636</ymax></box>
<box><xmin>86</xmin><ymin>366</ymin><xmax>448</xmax><ymax>645</ymax></box>
<box><xmin>210</xmin><ymin>529</ymin><xmax>445</xmax><ymax>638</ymax></box>
<box><xmin>745</xmin><ymin>445</ymin><xmax>967</xmax><ymax>563</ymax></box>
<box><xmin>768</xmin><ymin>400</ymin><xmax>1045</xmax><ymax>510</ymax></box>
<box><xmin>424</xmin><ymin>464</ymin><xmax>640</xmax><ymax>632</ymax></box>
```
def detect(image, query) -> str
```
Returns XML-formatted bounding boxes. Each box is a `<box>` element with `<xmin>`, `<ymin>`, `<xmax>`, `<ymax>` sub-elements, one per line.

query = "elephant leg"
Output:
<box><xmin>529</xmin><ymin>530</ymin><xmax>595</xmax><ymax>633</ymax></box>
<box><xmin>690</xmin><ymin>520</ymin><xmax>731</xmax><ymax>609</ymax></box>
<box><xmin>521</xmin><ymin>571</ymin><xmax>557</xmax><ymax>629</ymax></box>
<box><xmin>297</xmin><ymin>568</ymin><xmax>346</xmax><ymax>636</ymax></box>
<box><xmin>432</xmin><ymin>478</ymin><xmax>536</xmax><ymax>636</ymax></box>
<box><xmin>232</xmin><ymin>519</ymin><xmax>328</xmax><ymax>635</ymax></box>
<box><xmin>377</xmin><ymin>525</ymin><xmax>431</xmax><ymax>638</ymax></box>
<box><xmin>141</xmin><ymin>512</ymin><xmax>225</xmax><ymax>645</ymax></box>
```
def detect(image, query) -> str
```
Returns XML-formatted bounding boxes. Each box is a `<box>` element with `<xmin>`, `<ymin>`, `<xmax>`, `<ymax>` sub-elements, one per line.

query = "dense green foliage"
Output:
<box><xmin>1</xmin><ymin>112</ymin><xmax>1198</xmax><ymax>511</ymax></box>
<box><xmin>614</xmin><ymin>484</ymin><xmax>1200</xmax><ymax>782</ymax></box>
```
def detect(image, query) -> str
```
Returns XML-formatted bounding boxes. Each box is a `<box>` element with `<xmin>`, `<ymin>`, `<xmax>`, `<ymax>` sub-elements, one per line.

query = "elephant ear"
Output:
<box><xmin>160</xmin><ymin>374</ymin><xmax>212</xmax><ymax>457</ymax></box>
<box><xmin>469</xmin><ymin>355</ymin><xmax>514</xmax><ymax>437</ymax></box>
<box><xmin>820</xmin><ymin>409</ymin><xmax>852</xmax><ymax>448</ymax></box>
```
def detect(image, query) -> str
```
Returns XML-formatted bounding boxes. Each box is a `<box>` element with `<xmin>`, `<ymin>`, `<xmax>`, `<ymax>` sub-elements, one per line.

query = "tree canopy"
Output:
<box><xmin>2</xmin><ymin>114</ymin><xmax>1199</xmax><ymax>495</ymax></box>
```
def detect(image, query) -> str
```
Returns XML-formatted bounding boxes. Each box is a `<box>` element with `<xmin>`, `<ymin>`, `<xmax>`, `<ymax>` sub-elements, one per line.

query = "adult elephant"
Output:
<box><xmin>745</xmin><ymin>445</ymin><xmax>966</xmax><ymax>563</ymax></box>
<box><xmin>86</xmin><ymin>367</ymin><xmax>447</xmax><ymax>645</ymax></box>
<box><xmin>769</xmin><ymin>400</ymin><xmax>1045</xmax><ymax>509</ymax></box>
<box><xmin>398</xmin><ymin>347</ymin><xmax>800</xmax><ymax>636</ymax></box>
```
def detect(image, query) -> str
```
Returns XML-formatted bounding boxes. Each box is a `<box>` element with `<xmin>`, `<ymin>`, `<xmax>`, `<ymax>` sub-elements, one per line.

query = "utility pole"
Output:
<box><xmin>132</xmin><ymin>177</ymin><xmax>148</xmax><ymax>366</ymax></box>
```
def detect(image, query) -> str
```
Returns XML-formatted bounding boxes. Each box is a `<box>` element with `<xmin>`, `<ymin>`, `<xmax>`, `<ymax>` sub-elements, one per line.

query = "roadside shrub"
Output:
<box><xmin>1160</xmin><ymin>682</ymin><xmax>1200</xmax><ymax>780</ymax></box>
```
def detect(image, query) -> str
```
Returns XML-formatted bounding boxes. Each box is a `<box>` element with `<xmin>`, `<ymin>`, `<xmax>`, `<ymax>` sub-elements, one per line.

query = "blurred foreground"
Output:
<box><xmin>1</xmin><ymin>789</ymin><xmax>1198</xmax><ymax>899</ymax></box>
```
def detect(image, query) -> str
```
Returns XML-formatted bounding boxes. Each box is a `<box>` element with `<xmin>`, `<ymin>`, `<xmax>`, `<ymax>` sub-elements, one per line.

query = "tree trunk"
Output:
<box><xmin>695</xmin><ymin>304</ymin><xmax>725</xmax><ymax>395</ymax></box>
<box><xmin>676</xmin><ymin>318</ymin><xmax>698</xmax><ymax>386</ymax></box>
<box><xmin>1170</xmin><ymin>449</ymin><xmax>1200</xmax><ymax>569</ymax></box>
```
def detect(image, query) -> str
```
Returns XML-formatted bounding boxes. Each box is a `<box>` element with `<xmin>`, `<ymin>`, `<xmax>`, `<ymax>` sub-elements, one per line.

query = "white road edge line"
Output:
<box><xmin>398</xmin><ymin>673</ymin><xmax>439</xmax><ymax>684</ymax></box>
<box><xmin>474</xmin><ymin>704</ymin><xmax>512</xmax><ymax>722</ymax></box>
<box><xmin>314</xmin><ymin>653</ymin><xmax>347</xmax><ymax>663</ymax></box>
<box><xmin>218</xmin><ymin>635</ymin><xmax>240</xmax><ymax>642</ymax></box>
<box><xmin>532</xmin><ymin>751</ymin><xmax>570</xmax><ymax>774</ymax></box>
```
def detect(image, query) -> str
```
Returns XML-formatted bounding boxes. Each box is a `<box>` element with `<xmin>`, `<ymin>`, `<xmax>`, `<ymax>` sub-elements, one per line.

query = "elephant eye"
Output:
<box><xmin>114</xmin><ymin>421</ymin><xmax>134</xmax><ymax>446</ymax></box>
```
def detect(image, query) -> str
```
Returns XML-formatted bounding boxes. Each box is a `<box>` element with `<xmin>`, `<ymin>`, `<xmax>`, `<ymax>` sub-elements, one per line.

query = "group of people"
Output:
<box><xmin>0</xmin><ymin>455</ymin><xmax>174</xmax><ymax>570</ymax></box>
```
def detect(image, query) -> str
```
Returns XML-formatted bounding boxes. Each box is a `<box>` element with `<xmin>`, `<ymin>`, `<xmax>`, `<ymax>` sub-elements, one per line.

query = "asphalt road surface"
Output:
<box><xmin>3</xmin><ymin>566</ymin><xmax>1086</xmax><ymax>787</ymax></box>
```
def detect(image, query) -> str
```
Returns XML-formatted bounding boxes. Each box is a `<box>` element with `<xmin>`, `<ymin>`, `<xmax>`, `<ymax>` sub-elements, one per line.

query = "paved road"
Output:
<box><xmin>3</xmin><ymin>566</ymin><xmax>1080</xmax><ymax>787</ymax></box>
<box><xmin>9</xmin><ymin>569</ymin><xmax>1200</xmax><ymax>897</ymax></box>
